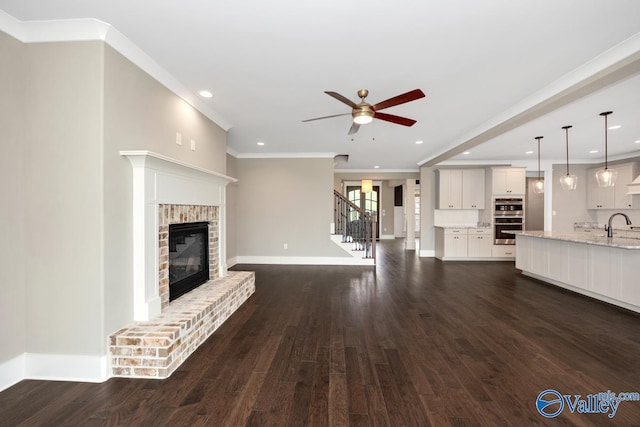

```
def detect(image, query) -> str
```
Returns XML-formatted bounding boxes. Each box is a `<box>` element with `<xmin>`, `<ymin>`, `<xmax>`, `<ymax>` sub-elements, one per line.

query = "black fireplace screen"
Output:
<box><xmin>168</xmin><ymin>222</ymin><xmax>209</xmax><ymax>301</ymax></box>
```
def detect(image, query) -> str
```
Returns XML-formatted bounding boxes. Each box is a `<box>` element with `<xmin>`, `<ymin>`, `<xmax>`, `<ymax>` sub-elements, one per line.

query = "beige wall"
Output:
<box><xmin>226</xmin><ymin>154</ymin><xmax>238</xmax><ymax>263</ymax></box>
<box><xmin>23</xmin><ymin>40</ymin><xmax>105</xmax><ymax>355</ymax></box>
<box><xmin>0</xmin><ymin>31</ymin><xmax>27</xmax><ymax>364</ymax></box>
<box><xmin>0</xmin><ymin>35</ymin><xmax>229</xmax><ymax>369</ymax></box>
<box><xmin>236</xmin><ymin>158</ymin><xmax>347</xmax><ymax>258</ymax></box>
<box><xmin>101</xmin><ymin>44</ymin><xmax>228</xmax><ymax>340</ymax></box>
<box><xmin>551</xmin><ymin>164</ymin><xmax>595</xmax><ymax>232</ymax></box>
<box><xmin>419</xmin><ymin>166</ymin><xmax>437</xmax><ymax>253</ymax></box>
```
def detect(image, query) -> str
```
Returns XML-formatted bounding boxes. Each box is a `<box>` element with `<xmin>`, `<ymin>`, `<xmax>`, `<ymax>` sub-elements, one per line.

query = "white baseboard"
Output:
<box><xmin>24</xmin><ymin>353</ymin><xmax>110</xmax><ymax>383</ymax></box>
<box><xmin>226</xmin><ymin>256</ymin><xmax>238</xmax><ymax>268</ymax></box>
<box><xmin>0</xmin><ymin>354</ymin><xmax>26</xmax><ymax>392</ymax></box>
<box><xmin>379</xmin><ymin>234</ymin><xmax>395</xmax><ymax>240</ymax></box>
<box><xmin>0</xmin><ymin>353</ymin><xmax>110</xmax><ymax>392</ymax></box>
<box><xmin>420</xmin><ymin>249</ymin><xmax>435</xmax><ymax>257</ymax></box>
<box><xmin>235</xmin><ymin>256</ymin><xmax>375</xmax><ymax>266</ymax></box>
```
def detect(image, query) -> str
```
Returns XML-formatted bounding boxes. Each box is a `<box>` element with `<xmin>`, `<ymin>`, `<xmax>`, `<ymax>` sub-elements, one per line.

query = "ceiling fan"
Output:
<box><xmin>302</xmin><ymin>88</ymin><xmax>425</xmax><ymax>135</ymax></box>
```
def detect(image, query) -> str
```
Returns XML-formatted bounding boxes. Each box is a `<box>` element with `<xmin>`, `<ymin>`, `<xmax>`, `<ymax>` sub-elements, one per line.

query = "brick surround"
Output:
<box><xmin>158</xmin><ymin>204</ymin><xmax>219</xmax><ymax>310</ymax></box>
<box><xmin>109</xmin><ymin>203</ymin><xmax>254</xmax><ymax>379</ymax></box>
<box><xmin>109</xmin><ymin>271</ymin><xmax>255</xmax><ymax>378</ymax></box>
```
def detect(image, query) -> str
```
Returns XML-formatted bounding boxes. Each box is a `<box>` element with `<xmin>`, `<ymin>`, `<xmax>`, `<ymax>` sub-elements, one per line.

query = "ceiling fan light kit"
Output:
<box><xmin>560</xmin><ymin>125</ymin><xmax>577</xmax><ymax>191</ymax></box>
<box><xmin>303</xmin><ymin>88</ymin><xmax>425</xmax><ymax>135</ymax></box>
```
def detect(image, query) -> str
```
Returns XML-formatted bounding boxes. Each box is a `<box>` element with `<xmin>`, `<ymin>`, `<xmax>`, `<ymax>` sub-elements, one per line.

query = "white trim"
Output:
<box><xmin>418</xmin><ymin>31</ymin><xmax>640</xmax><ymax>167</ymax></box>
<box><xmin>0</xmin><ymin>354</ymin><xmax>26</xmax><ymax>392</ymax></box>
<box><xmin>0</xmin><ymin>353</ymin><xmax>109</xmax><ymax>392</ymax></box>
<box><xmin>420</xmin><ymin>249</ymin><xmax>436</xmax><ymax>257</ymax></box>
<box><xmin>335</xmin><ymin>169</ymin><xmax>420</xmax><ymax>173</ymax></box>
<box><xmin>24</xmin><ymin>353</ymin><xmax>109</xmax><ymax>383</ymax></box>
<box><xmin>379</xmin><ymin>234</ymin><xmax>395</xmax><ymax>240</ymax></box>
<box><xmin>226</xmin><ymin>146</ymin><xmax>240</xmax><ymax>157</ymax></box>
<box><xmin>233</xmin><ymin>152</ymin><xmax>337</xmax><ymax>159</ymax></box>
<box><xmin>235</xmin><ymin>256</ymin><xmax>375</xmax><ymax>266</ymax></box>
<box><xmin>227</xmin><ymin>256</ymin><xmax>238</xmax><ymax>268</ymax></box>
<box><xmin>119</xmin><ymin>150</ymin><xmax>237</xmax><ymax>182</ymax></box>
<box><xmin>0</xmin><ymin>12</ymin><xmax>231</xmax><ymax>131</ymax></box>
<box><xmin>120</xmin><ymin>151</ymin><xmax>235</xmax><ymax>321</ymax></box>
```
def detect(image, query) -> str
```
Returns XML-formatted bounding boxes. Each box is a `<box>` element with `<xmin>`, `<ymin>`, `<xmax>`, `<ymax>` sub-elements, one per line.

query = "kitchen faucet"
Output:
<box><xmin>605</xmin><ymin>213</ymin><xmax>632</xmax><ymax>238</ymax></box>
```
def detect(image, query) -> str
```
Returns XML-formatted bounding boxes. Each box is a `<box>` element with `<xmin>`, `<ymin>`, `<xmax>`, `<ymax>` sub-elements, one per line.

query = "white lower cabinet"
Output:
<box><xmin>516</xmin><ymin>234</ymin><xmax>640</xmax><ymax>312</ymax></box>
<box><xmin>435</xmin><ymin>228</ymin><xmax>496</xmax><ymax>260</ymax></box>
<box><xmin>444</xmin><ymin>231</ymin><xmax>468</xmax><ymax>257</ymax></box>
<box><xmin>468</xmin><ymin>229</ymin><xmax>492</xmax><ymax>257</ymax></box>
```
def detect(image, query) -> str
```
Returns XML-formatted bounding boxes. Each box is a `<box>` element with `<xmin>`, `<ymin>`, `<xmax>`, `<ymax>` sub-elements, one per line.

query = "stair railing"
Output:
<box><xmin>334</xmin><ymin>190</ymin><xmax>376</xmax><ymax>260</ymax></box>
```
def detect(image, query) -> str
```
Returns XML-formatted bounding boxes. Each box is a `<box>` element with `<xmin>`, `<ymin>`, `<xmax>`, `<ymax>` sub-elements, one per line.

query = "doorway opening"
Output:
<box><xmin>346</xmin><ymin>185</ymin><xmax>380</xmax><ymax>238</ymax></box>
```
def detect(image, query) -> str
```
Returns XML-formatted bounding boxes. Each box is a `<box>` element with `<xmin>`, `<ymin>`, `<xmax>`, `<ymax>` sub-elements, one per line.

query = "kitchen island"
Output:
<box><xmin>514</xmin><ymin>230</ymin><xmax>640</xmax><ymax>313</ymax></box>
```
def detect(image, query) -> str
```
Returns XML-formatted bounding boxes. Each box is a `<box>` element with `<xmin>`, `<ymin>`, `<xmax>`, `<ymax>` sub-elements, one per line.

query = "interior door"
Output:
<box><xmin>346</xmin><ymin>185</ymin><xmax>380</xmax><ymax>238</ymax></box>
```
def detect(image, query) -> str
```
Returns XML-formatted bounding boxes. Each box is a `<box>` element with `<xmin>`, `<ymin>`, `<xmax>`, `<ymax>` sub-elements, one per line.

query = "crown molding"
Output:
<box><xmin>233</xmin><ymin>152</ymin><xmax>337</xmax><ymax>159</ymax></box>
<box><xmin>0</xmin><ymin>10</ymin><xmax>232</xmax><ymax>131</ymax></box>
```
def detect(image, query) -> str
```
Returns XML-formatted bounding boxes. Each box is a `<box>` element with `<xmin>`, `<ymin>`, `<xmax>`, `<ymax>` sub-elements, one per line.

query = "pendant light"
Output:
<box><xmin>595</xmin><ymin>111</ymin><xmax>617</xmax><ymax>187</ymax></box>
<box><xmin>361</xmin><ymin>179</ymin><xmax>373</xmax><ymax>193</ymax></box>
<box><xmin>533</xmin><ymin>136</ymin><xmax>544</xmax><ymax>193</ymax></box>
<box><xmin>560</xmin><ymin>125</ymin><xmax>577</xmax><ymax>190</ymax></box>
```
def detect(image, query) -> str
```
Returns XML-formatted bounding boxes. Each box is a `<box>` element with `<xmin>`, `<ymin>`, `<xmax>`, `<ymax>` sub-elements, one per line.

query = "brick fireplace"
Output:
<box><xmin>109</xmin><ymin>151</ymin><xmax>254</xmax><ymax>379</ymax></box>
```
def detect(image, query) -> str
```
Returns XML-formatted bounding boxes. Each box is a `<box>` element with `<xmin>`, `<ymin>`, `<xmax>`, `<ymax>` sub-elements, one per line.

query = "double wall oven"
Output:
<box><xmin>494</xmin><ymin>197</ymin><xmax>524</xmax><ymax>244</ymax></box>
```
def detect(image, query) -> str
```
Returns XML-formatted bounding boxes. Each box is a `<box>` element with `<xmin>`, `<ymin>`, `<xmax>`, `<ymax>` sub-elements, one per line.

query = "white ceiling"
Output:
<box><xmin>2</xmin><ymin>0</ymin><xmax>640</xmax><ymax>170</ymax></box>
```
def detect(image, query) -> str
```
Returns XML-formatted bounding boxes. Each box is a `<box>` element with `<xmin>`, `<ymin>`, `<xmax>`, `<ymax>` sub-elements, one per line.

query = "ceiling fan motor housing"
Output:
<box><xmin>353</xmin><ymin>105</ymin><xmax>374</xmax><ymax>124</ymax></box>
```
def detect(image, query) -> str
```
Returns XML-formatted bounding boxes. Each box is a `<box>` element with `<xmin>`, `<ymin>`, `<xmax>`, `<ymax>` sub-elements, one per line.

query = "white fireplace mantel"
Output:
<box><xmin>121</xmin><ymin>150</ymin><xmax>236</xmax><ymax>321</ymax></box>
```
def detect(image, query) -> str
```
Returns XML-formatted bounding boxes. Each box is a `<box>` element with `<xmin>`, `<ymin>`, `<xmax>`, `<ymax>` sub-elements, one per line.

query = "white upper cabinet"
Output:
<box><xmin>437</xmin><ymin>169</ymin><xmax>463</xmax><ymax>209</ymax></box>
<box><xmin>437</xmin><ymin>169</ymin><xmax>486</xmax><ymax>210</ymax></box>
<box><xmin>491</xmin><ymin>167</ymin><xmax>526</xmax><ymax>195</ymax></box>
<box><xmin>462</xmin><ymin>169</ymin><xmax>485</xmax><ymax>209</ymax></box>
<box><xmin>615</xmin><ymin>163</ymin><xmax>635</xmax><ymax>209</ymax></box>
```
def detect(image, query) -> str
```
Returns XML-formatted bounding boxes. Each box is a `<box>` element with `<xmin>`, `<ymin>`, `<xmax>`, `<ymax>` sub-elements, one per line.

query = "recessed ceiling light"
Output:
<box><xmin>257</xmin><ymin>141</ymin><xmax>265</xmax><ymax>146</ymax></box>
<box><xmin>415</xmin><ymin>140</ymin><xmax>424</xmax><ymax>145</ymax></box>
<box><xmin>635</xmin><ymin>140</ymin><xmax>640</xmax><ymax>144</ymax></box>
<box><xmin>374</xmin><ymin>165</ymin><xmax>380</xmax><ymax>169</ymax></box>
<box><xmin>462</xmin><ymin>151</ymin><xmax>470</xmax><ymax>155</ymax></box>
<box><xmin>525</xmin><ymin>150</ymin><xmax>534</xmax><ymax>155</ymax></box>
<box><xmin>589</xmin><ymin>150</ymin><xmax>599</xmax><ymax>154</ymax></box>
<box><xmin>608</xmin><ymin>125</ymin><xmax>621</xmax><ymax>130</ymax></box>
<box><xmin>198</xmin><ymin>90</ymin><xmax>213</xmax><ymax>98</ymax></box>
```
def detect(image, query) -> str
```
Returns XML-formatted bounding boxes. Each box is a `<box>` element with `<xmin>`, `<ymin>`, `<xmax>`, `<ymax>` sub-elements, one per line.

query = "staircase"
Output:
<box><xmin>332</xmin><ymin>190</ymin><xmax>376</xmax><ymax>264</ymax></box>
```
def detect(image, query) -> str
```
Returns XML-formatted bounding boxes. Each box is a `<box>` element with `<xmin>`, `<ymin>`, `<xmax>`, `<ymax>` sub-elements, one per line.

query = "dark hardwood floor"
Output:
<box><xmin>2</xmin><ymin>239</ymin><xmax>640</xmax><ymax>426</ymax></box>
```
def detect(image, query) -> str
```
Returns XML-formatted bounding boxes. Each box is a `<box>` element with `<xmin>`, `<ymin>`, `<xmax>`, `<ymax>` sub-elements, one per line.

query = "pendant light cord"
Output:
<box><xmin>535</xmin><ymin>136</ymin><xmax>543</xmax><ymax>180</ymax></box>
<box><xmin>600</xmin><ymin>111</ymin><xmax>612</xmax><ymax>170</ymax></box>
<box><xmin>562</xmin><ymin>125</ymin><xmax>572</xmax><ymax>176</ymax></box>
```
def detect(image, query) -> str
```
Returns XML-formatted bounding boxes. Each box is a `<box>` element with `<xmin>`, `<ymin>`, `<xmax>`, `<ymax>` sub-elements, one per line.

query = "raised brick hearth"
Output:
<box><xmin>114</xmin><ymin>152</ymin><xmax>250</xmax><ymax>380</ymax></box>
<box><xmin>109</xmin><ymin>271</ymin><xmax>254</xmax><ymax>378</ymax></box>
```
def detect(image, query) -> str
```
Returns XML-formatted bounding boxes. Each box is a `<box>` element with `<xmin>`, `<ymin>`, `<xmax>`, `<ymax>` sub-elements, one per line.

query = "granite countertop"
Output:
<box><xmin>434</xmin><ymin>223</ymin><xmax>492</xmax><ymax>229</ymax></box>
<box><xmin>510</xmin><ymin>230</ymin><xmax>640</xmax><ymax>250</ymax></box>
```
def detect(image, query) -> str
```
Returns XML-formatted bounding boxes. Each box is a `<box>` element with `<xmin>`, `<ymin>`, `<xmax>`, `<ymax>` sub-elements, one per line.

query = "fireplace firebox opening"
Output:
<box><xmin>169</xmin><ymin>221</ymin><xmax>210</xmax><ymax>301</ymax></box>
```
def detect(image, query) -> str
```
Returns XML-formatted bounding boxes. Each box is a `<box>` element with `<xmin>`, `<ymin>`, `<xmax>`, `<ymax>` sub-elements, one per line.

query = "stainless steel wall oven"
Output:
<box><xmin>494</xmin><ymin>197</ymin><xmax>524</xmax><ymax>244</ymax></box>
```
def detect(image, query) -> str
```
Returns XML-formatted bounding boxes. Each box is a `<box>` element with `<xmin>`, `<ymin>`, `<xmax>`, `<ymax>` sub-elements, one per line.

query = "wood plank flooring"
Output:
<box><xmin>2</xmin><ymin>239</ymin><xmax>640</xmax><ymax>426</ymax></box>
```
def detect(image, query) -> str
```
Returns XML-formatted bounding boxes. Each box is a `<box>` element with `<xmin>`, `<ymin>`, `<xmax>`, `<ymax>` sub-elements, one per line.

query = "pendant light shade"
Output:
<box><xmin>595</xmin><ymin>111</ymin><xmax>617</xmax><ymax>187</ymax></box>
<box><xmin>560</xmin><ymin>125</ymin><xmax>577</xmax><ymax>191</ymax></box>
<box><xmin>533</xmin><ymin>136</ymin><xmax>544</xmax><ymax>194</ymax></box>
<box><xmin>361</xmin><ymin>179</ymin><xmax>373</xmax><ymax>193</ymax></box>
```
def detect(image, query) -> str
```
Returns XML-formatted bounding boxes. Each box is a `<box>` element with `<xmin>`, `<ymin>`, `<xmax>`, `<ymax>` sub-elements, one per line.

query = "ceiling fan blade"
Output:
<box><xmin>374</xmin><ymin>112</ymin><xmax>417</xmax><ymax>127</ymax></box>
<box><xmin>372</xmin><ymin>89</ymin><xmax>425</xmax><ymax>111</ymax></box>
<box><xmin>325</xmin><ymin>91</ymin><xmax>358</xmax><ymax>108</ymax></box>
<box><xmin>302</xmin><ymin>112</ymin><xmax>351</xmax><ymax>122</ymax></box>
<box><xmin>348</xmin><ymin>122</ymin><xmax>360</xmax><ymax>135</ymax></box>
